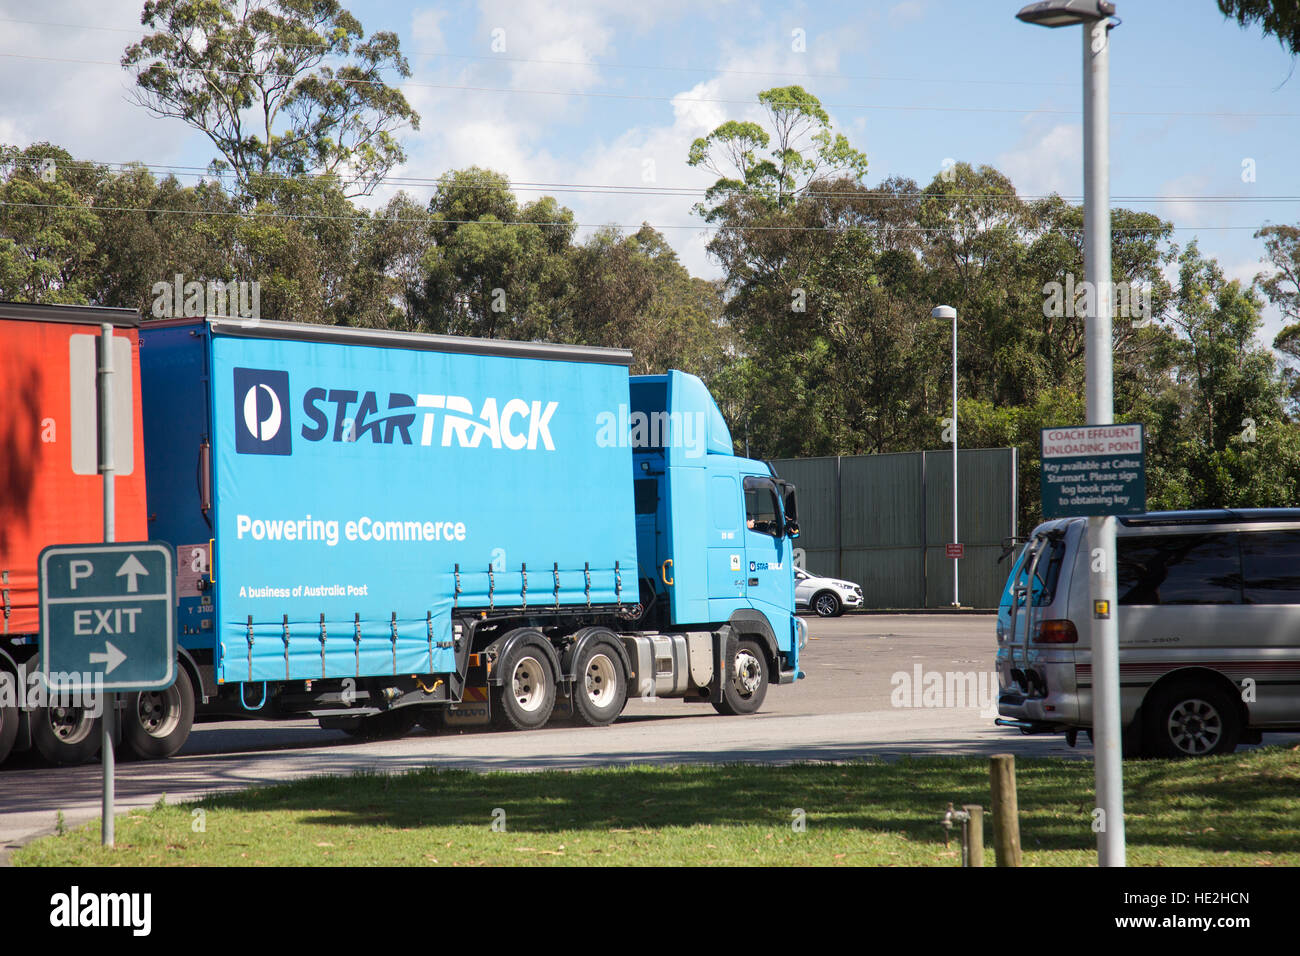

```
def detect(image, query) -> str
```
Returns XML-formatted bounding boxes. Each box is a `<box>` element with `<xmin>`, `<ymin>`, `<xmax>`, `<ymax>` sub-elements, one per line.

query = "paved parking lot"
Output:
<box><xmin>8</xmin><ymin>612</ymin><xmax>1294</xmax><ymax>854</ymax></box>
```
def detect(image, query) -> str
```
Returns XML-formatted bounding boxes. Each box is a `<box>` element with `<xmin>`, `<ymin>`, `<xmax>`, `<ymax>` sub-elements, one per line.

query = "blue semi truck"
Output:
<box><xmin>93</xmin><ymin>315</ymin><xmax>805</xmax><ymax>755</ymax></box>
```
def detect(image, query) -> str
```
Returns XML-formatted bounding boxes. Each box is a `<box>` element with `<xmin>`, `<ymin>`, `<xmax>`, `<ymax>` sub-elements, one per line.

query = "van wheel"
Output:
<box><xmin>572</xmin><ymin>636</ymin><xmax>627</xmax><ymax>727</ymax></box>
<box><xmin>491</xmin><ymin>637</ymin><xmax>556</xmax><ymax>730</ymax></box>
<box><xmin>32</xmin><ymin>703</ymin><xmax>101</xmax><ymax>765</ymax></box>
<box><xmin>123</xmin><ymin>668</ymin><xmax>195</xmax><ymax>760</ymax></box>
<box><xmin>1144</xmin><ymin>682</ymin><xmax>1241</xmax><ymax>757</ymax></box>
<box><xmin>712</xmin><ymin>638</ymin><xmax>769</xmax><ymax>715</ymax></box>
<box><xmin>0</xmin><ymin>671</ymin><xmax>19</xmax><ymax>765</ymax></box>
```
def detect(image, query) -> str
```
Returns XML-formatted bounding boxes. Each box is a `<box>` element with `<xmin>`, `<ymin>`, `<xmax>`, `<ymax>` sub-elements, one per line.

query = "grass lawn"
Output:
<box><xmin>15</xmin><ymin>747</ymin><xmax>1300</xmax><ymax>866</ymax></box>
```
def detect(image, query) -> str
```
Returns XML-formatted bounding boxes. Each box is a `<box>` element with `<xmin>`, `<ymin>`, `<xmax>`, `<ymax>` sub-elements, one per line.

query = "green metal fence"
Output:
<box><xmin>771</xmin><ymin>448</ymin><xmax>1018</xmax><ymax>609</ymax></box>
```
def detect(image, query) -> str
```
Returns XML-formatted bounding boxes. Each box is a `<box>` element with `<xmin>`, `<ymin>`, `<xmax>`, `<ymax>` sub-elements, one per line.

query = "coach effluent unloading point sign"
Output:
<box><xmin>1040</xmin><ymin>424</ymin><xmax>1145</xmax><ymax>519</ymax></box>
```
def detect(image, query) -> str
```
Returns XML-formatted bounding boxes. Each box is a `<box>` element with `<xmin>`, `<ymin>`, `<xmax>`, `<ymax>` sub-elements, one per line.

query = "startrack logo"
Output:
<box><xmin>301</xmin><ymin>390</ymin><xmax>558</xmax><ymax>450</ymax></box>
<box><xmin>233</xmin><ymin>369</ymin><xmax>560</xmax><ymax>454</ymax></box>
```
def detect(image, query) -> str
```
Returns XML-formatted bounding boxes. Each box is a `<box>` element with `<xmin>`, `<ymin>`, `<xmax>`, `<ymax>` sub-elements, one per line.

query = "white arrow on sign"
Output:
<box><xmin>116</xmin><ymin>554</ymin><xmax>149</xmax><ymax>593</ymax></box>
<box><xmin>89</xmin><ymin>641</ymin><xmax>127</xmax><ymax>675</ymax></box>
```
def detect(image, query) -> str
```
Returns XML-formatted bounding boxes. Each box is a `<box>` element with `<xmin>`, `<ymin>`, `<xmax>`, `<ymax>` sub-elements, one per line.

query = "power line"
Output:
<box><xmin>0</xmin><ymin>15</ymin><xmax>1158</xmax><ymax>91</ymax></box>
<box><xmin>2</xmin><ymin>49</ymin><xmax>1297</xmax><ymax>119</ymax></box>
<box><xmin>8</xmin><ymin>158</ymin><xmax>1298</xmax><ymax>208</ymax></box>
<box><xmin>0</xmin><ymin>199</ymin><xmax>1272</xmax><ymax>233</ymax></box>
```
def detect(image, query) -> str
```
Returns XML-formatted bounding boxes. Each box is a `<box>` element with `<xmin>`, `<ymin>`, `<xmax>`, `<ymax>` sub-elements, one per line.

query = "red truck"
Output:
<box><xmin>0</xmin><ymin>301</ymin><xmax>150</xmax><ymax>764</ymax></box>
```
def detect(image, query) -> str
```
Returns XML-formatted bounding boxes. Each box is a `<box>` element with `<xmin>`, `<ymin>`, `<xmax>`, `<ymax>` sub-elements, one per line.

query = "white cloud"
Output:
<box><xmin>0</xmin><ymin>0</ymin><xmax>187</xmax><ymax>164</ymax></box>
<box><xmin>996</xmin><ymin>121</ymin><xmax>1082</xmax><ymax>198</ymax></box>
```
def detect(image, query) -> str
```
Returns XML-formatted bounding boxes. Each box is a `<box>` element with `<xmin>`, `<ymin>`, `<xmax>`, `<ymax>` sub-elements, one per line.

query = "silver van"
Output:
<box><xmin>995</xmin><ymin>509</ymin><xmax>1300</xmax><ymax>756</ymax></box>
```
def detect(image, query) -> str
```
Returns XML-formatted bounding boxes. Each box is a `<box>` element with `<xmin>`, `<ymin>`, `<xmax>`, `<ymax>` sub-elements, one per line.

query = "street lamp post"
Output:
<box><xmin>1016</xmin><ymin>0</ymin><xmax>1125</xmax><ymax>867</ymax></box>
<box><xmin>932</xmin><ymin>305</ymin><xmax>959</xmax><ymax>608</ymax></box>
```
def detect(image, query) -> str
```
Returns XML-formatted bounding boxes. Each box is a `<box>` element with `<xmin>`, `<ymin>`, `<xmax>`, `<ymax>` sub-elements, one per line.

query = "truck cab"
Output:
<box><xmin>630</xmin><ymin>372</ymin><xmax>804</xmax><ymax>683</ymax></box>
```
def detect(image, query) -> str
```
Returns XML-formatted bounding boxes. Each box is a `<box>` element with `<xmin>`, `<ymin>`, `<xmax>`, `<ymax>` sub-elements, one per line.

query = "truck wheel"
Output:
<box><xmin>712</xmin><ymin>638</ymin><xmax>769</xmax><ymax>716</ymax></box>
<box><xmin>492</xmin><ymin>639</ymin><xmax>556</xmax><ymax>731</ymax></box>
<box><xmin>339</xmin><ymin>708</ymin><xmax>420</xmax><ymax>739</ymax></box>
<box><xmin>0</xmin><ymin>671</ymin><xmax>18</xmax><ymax>765</ymax></box>
<box><xmin>31</xmin><ymin>703</ymin><xmax>101</xmax><ymax>766</ymax></box>
<box><xmin>1144</xmin><ymin>682</ymin><xmax>1241</xmax><ymax>758</ymax></box>
<box><xmin>812</xmin><ymin>591</ymin><xmax>841</xmax><ymax>618</ymax></box>
<box><xmin>417</xmin><ymin>707</ymin><xmax>444</xmax><ymax>732</ymax></box>
<box><xmin>122</xmin><ymin>668</ymin><xmax>195</xmax><ymax>760</ymax></box>
<box><xmin>572</xmin><ymin>637</ymin><xmax>627</xmax><ymax>727</ymax></box>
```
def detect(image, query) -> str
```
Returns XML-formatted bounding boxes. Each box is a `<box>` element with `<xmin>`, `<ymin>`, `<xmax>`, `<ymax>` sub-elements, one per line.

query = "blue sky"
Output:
<box><xmin>1</xmin><ymin>0</ymin><xmax>1297</xmax><ymax>336</ymax></box>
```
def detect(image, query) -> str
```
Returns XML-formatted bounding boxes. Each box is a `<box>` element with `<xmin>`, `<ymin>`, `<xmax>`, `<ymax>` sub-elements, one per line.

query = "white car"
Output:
<box><xmin>795</xmin><ymin>568</ymin><xmax>864</xmax><ymax>617</ymax></box>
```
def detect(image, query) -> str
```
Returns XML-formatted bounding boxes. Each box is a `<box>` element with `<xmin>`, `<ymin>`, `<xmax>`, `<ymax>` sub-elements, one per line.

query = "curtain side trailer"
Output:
<box><xmin>0</xmin><ymin>308</ymin><xmax>804</xmax><ymax>764</ymax></box>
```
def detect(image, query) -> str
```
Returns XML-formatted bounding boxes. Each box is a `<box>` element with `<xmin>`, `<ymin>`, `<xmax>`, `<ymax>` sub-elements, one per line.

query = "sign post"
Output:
<box><xmin>99</xmin><ymin>322</ymin><xmax>115</xmax><ymax>847</ymax></box>
<box><xmin>39</xmin><ymin>542</ymin><xmax>175</xmax><ymax>847</ymax></box>
<box><xmin>1040</xmin><ymin>420</ymin><xmax>1145</xmax><ymax>868</ymax></box>
<box><xmin>39</xmin><ymin>542</ymin><xmax>175</xmax><ymax>846</ymax></box>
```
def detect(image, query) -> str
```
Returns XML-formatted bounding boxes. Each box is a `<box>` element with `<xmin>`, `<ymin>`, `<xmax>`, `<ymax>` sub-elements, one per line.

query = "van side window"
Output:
<box><xmin>1118</xmin><ymin>533</ymin><xmax>1241</xmax><ymax>605</ymax></box>
<box><xmin>1241</xmin><ymin>530</ymin><xmax>1300</xmax><ymax>604</ymax></box>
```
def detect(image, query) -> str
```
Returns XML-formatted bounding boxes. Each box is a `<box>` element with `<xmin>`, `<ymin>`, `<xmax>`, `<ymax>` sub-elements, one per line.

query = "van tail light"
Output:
<box><xmin>1033</xmin><ymin>619</ymin><xmax>1078</xmax><ymax>644</ymax></box>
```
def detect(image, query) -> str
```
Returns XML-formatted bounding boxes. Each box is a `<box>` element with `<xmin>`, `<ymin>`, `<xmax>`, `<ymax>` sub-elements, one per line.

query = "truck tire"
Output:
<box><xmin>0</xmin><ymin>671</ymin><xmax>18</xmax><ymax>765</ymax></box>
<box><xmin>416</xmin><ymin>706</ymin><xmax>445</xmax><ymax>732</ymax></box>
<box><xmin>1143</xmin><ymin>681</ymin><xmax>1241</xmax><ymax>757</ymax></box>
<box><xmin>712</xmin><ymin>638</ymin><xmax>768</xmax><ymax>716</ymax></box>
<box><xmin>335</xmin><ymin>708</ymin><xmax>420</xmax><ymax>740</ymax></box>
<box><xmin>572</xmin><ymin>635</ymin><xmax>627</xmax><ymax>727</ymax></box>
<box><xmin>812</xmin><ymin>591</ymin><xmax>841</xmax><ymax>618</ymax></box>
<box><xmin>492</xmin><ymin>637</ymin><xmax>556</xmax><ymax>731</ymax></box>
<box><xmin>31</xmin><ymin>703</ymin><xmax>101</xmax><ymax>766</ymax></box>
<box><xmin>122</xmin><ymin>668</ymin><xmax>195</xmax><ymax>760</ymax></box>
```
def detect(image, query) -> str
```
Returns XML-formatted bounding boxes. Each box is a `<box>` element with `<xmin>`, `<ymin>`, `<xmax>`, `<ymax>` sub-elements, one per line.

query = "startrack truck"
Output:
<box><xmin>0</xmin><ymin>312</ymin><xmax>803</xmax><ymax>764</ymax></box>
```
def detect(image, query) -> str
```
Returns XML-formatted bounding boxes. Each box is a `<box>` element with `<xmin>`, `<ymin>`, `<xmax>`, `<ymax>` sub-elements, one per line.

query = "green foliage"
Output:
<box><xmin>688</xmin><ymin>86</ymin><xmax>867</xmax><ymax>218</ymax></box>
<box><xmin>1218</xmin><ymin>0</ymin><xmax>1300</xmax><ymax>55</ymax></box>
<box><xmin>121</xmin><ymin>0</ymin><xmax>419</xmax><ymax>198</ymax></box>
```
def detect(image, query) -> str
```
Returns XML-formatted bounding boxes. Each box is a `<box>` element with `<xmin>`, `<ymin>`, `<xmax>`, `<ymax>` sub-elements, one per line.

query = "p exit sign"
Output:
<box><xmin>39</xmin><ymin>542</ymin><xmax>175</xmax><ymax>692</ymax></box>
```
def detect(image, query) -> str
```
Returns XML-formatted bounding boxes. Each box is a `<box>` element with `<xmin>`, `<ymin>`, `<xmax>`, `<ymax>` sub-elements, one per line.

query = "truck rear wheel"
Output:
<box><xmin>572</xmin><ymin>636</ymin><xmax>627</xmax><ymax>727</ymax></box>
<box><xmin>123</xmin><ymin>668</ymin><xmax>195</xmax><ymax>760</ymax></box>
<box><xmin>712</xmin><ymin>638</ymin><xmax>768</xmax><ymax>716</ymax></box>
<box><xmin>492</xmin><ymin>637</ymin><xmax>556</xmax><ymax>731</ymax></box>
<box><xmin>0</xmin><ymin>671</ymin><xmax>18</xmax><ymax>765</ymax></box>
<box><xmin>32</xmin><ymin>702</ymin><xmax>101</xmax><ymax>765</ymax></box>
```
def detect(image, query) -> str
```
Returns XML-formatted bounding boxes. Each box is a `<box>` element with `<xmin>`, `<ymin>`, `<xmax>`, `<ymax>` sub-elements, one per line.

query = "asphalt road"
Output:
<box><xmin>3</xmin><ymin>612</ymin><xmax>1293</xmax><ymax>856</ymax></box>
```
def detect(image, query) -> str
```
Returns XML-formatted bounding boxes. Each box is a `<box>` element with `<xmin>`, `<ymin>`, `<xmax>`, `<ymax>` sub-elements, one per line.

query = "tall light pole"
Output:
<box><xmin>932</xmin><ymin>305</ymin><xmax>959</xmax><ymax>607</ymax></box>
<box><xmin>1016</xmin><ymin>0</ymin><xmax>1125</xmax><ymax>867</ymax></box>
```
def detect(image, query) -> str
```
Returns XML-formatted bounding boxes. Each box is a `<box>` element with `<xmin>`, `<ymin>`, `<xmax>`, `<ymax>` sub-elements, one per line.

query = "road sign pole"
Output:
<box><xmin>98</xmin><ymin>322</ymin><xmax>115</xmax><ymax>848</ymax></box>
<box><xmin>1083</xmin><ymin>17</ymin><xmax>1125</xmax><ymax>867</ymax></box>
<box><xmin>952</xmin><ymin>307</ymin><xmax>959</xmax><ymax>608</ymax></box>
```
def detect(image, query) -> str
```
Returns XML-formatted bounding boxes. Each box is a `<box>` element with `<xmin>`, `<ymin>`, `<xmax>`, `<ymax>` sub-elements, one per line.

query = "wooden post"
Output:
<box><xmin>990</xmin><ymin>754</ymin><xmax>1022</xmax><ymax>867</ymax></box>
<box><xmin>963</xmin><ymin>804</ymin><xmax>984</xmax><ymax>867</ymax></box>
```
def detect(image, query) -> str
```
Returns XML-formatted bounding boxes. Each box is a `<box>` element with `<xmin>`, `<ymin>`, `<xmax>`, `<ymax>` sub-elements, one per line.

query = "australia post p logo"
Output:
<box><xmin>234</xmin><ymin>367</ymin><xmax>292</xmax><ymax>455</ymax></box>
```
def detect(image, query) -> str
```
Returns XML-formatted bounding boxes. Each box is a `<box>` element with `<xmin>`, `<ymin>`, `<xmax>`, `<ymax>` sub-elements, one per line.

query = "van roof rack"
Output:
<box><xmin>1119</xmin><ymin>508</ymin><xmax>1300</xmax><ymax>527</ymax></box>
